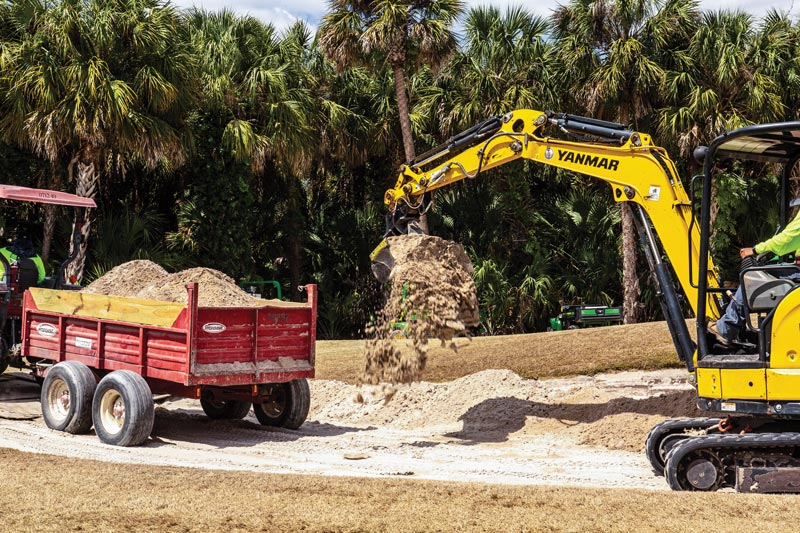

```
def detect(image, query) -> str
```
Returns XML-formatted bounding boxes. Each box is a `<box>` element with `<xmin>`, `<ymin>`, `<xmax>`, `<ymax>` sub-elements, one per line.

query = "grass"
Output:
<box><xmin>4</xmin><ymin>321</ymin><xmax>716</xmax><ymax>532</ymax></box>
<box><xmin>316</xmin><ymin>320</ymin><xmax>695</xmax><ymax>383</ymax></box>
<box><xmin>2</xmin><ymin>447</ymin><xmax>799</xmax><ymax>533</ymax></box>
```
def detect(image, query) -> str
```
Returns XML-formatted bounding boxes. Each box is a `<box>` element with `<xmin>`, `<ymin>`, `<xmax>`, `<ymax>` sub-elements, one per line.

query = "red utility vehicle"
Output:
<box><xmin>24</xmin><ymin>283</ymin><xmax>316</xmax><ymax>446</ymax></box>
<box><xmin>0</xmin><ymin>184</ymin><xmax>316</xmax><ymax>447</ymax></box>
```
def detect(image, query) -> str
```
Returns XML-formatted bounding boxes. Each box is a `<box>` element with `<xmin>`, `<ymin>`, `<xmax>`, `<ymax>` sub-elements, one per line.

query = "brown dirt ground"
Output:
<box><xmin>2</xmin><ymin>447</ymin><xmax>799</xmax><ymax>533</ymax></box>
<box><xmin>318</xmin><ymin>319</ymin><xmax>696</xmax><ymax>383</ymax></box>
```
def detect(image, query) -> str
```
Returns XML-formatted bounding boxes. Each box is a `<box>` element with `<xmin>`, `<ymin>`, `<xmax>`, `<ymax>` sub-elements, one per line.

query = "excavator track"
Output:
<box><xmin>664</xmin><ymin>432</ymin><xmax>800</xmax><ymax>491</ymax></box>
<box><xmin>645</xmin><ymin>417</ymin><xmax>723</xmax><ymax>475</ymax></box>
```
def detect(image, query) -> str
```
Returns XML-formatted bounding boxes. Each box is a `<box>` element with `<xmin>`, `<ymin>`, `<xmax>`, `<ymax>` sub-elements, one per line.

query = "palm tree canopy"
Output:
<box><xmin>319</xmin><ymin>0</ymin><xmax>464</xmax><ymax>71</ymax></box>
<box><xmin>0</xmin><ymin>0</ymin><xmax>195</xmax><ymax>169</ymax></box>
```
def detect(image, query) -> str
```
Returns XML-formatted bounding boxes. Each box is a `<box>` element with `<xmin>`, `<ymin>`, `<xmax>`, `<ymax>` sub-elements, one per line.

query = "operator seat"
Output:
<box><xmin>742</xmin><ymin>270</ymin><xmax>796</xmax><ymax>313</ymax></box>
<box><xmin>14</xmin><ymin>257</ymin><xmax>39</xmax><ymax>294</ymax></box>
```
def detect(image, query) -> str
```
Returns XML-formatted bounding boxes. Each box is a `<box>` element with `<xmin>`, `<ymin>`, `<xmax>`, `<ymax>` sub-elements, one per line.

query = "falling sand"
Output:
<box><xmin>363</xmin><ymin>235</ymin><xmax>480</xmax><ymax>386</ymax></box>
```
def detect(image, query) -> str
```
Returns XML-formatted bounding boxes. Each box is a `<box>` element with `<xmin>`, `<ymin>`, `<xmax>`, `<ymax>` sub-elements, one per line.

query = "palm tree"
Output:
<box><xmin>318</xmin><ymin>0</ymin><xmax>464</xmax><ymax>164</ymax></box>
<box><xmin>183</xmin><ymin>10</ymin><xmax>321</xmax><ymax>287</ymax></box>
<box><xmin>659</xmin><ymin>9</ymin><xmax>790</xmax><ymax>158</ymax></box>
<box><xmin>551</xmin><ymin>0</ymin><xmax>700</xmax><ymax>323</ymax></box>
<box><xmin>419</xmin><ymin>6</ymin><xmax>555</xmax><ymax>136</ymax></box>
<box><xmin>0</xmin><ymin>0</ymin><xmax>195</xmax><ymax>282</ymax></box>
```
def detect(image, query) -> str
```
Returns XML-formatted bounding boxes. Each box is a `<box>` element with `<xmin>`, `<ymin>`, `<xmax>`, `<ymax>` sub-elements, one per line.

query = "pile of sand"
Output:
<box><xmin>310</xmin><ymin>369</ymin><xmax>699</xmax><ymax>452</ymax></box>
<box><xmin>83</xmin><ymin>260</ymin><xmax>290</xmax><ymax>308</ymax></box>
<box><xmin>82</xmin><ymin>260</ymin><xmax>168</xmax><ymax>297</ymax></box>
<box><xmin>363</xmin><ymin>235</ymin><xmax>480</xmax><ymax>385</ymax></box>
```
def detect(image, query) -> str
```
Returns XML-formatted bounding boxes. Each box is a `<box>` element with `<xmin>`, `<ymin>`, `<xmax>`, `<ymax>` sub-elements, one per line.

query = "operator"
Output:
<box><xmin>710</xmin><ymin>208</ymin><xmax>800</xmax><ymax>346</ymax></box>
<box><xmin>0</xmin><ymin>229</ymin><xmax>46</xmax><ymax>285</ymax></box>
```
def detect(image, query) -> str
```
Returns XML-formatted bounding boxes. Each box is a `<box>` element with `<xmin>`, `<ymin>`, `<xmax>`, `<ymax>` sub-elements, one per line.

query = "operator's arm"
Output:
<box><xmin>754</xmin><ymin>215</ymin><xmax>800</xmax><ymax>256</ymax></box>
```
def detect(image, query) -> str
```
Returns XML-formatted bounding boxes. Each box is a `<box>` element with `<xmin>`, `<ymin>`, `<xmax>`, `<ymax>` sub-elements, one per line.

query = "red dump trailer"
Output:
<box><xmin>21</xmin><ymin>283</ymin><xmax>316</xmax><ymax>446</ymax></box>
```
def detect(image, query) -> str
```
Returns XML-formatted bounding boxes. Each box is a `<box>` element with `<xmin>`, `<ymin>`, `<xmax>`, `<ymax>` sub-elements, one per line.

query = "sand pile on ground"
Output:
<box><xmin>310</xmin><ymin>369</ymin><xmax>699</xmax><ymax>451</ymax></box>
<box><xmin>363</xmin><ymin>234</ymin><xmax>479</xmax><ymax>385</ymax></box>
<box><xmin>84</xmin><ymin>261</ymin><xmax>282</xmax><ymax>308</ymax></box>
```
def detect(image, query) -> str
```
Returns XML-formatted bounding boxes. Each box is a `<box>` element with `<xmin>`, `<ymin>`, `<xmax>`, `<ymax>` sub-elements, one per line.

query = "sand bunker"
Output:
<box><xmin>363</xmin><ymin>235</ymin><xmax>480</xmax><ymax>385</ymax></box>
<box><xmin>84</xmin><ymin>260</ymin><xmax>299</xmax><ymax>308</ymax></box>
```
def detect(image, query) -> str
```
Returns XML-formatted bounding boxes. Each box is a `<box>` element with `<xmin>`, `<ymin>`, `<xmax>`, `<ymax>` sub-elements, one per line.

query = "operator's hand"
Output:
<box><xmin>740</xmin><ymin>247</ymin><xmax>756</xmax><ymax>259</ymax></box>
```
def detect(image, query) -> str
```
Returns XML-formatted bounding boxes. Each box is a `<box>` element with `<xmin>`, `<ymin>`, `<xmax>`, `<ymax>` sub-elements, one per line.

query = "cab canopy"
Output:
<box><xmin>0</xmin><ymin>185</ymin><xmax>96</xmax><ymax>208</ymax></box>
<box><xmin>712</xmin><ymin>122</ymin><xmax>800</xmax><ymax>165</ymax></box>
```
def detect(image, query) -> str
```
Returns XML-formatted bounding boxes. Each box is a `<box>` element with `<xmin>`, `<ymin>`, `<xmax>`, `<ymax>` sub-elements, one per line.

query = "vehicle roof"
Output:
<box><xmin>0</xmin><ymin>185</ymin><xmax>96</xmax><ymax>207</ymax></box>
<box><xmin>712</xmin><ymin>122</ymin><xmax>800</xmax><ymax>165</ymax></box>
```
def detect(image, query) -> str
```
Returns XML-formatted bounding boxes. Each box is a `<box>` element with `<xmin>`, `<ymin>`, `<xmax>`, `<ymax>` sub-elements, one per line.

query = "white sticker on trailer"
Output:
<box><xmin>202</xmin><ymin>322</ymin><xmax>227</xmax><ymax>334</ymax></box>
<box><xmin>36</xmin><ymin>323</ymin><xmax>57</xmax><ymax>337</ymax></box>
<box><xmin>75</xmin><ymin>336</ymin><xmax>93</xmax><ymax>350</ymax></box>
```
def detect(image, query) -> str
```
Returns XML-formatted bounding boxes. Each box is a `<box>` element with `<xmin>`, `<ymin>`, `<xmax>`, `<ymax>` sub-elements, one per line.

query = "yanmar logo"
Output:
<box><xmin>558</xmin><ymin>150</ymin><xmax>619</xmax><ymax>171</ymax></box>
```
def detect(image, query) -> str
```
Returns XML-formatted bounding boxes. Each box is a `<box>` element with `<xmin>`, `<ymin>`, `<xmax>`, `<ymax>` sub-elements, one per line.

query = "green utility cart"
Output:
<box><xmin>548</xmin><ymin>304</ymin><xmax>623</xmax><ymax>331</ymax></box>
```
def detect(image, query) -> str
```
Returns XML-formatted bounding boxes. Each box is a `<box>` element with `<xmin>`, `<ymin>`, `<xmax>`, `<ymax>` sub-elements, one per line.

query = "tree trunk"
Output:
<box><xmin>391</xmin><ymin>64</ymin><xmax>430</xmax><ymax>233</ymax></box>
<box><xmin>618</xmin><ymin>104</ymin><xmax>640</xmax><ymax>324</ymax></box>
<box><xmin>41</xmin><ymin>169</ymin><xmax>62</xmax><ymax>265</ymax></box>
<box><xmin>66</xmin><ymin>160</ymin><xmax>98</xmax><ymax>284</ymax></box>
<box><xmin>392</xmin><ymin>64</ymin><xmax>415</xmax><ymax>163</ymax></box>
<box><xmin>286</xmin><ymin>177</ymin><xmax>304</xmax><ymax>300</ymax></box>
<box><xmin>621</xmin><ymin>202</ymin><xmax>641</xmax><ymax>324</ymax></box>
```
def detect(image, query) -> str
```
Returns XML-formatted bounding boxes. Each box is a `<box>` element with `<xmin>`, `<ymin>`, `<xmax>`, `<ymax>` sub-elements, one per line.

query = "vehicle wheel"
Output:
<box><xmin>200</xmin><ymin>397</ymin><xmax>251</xmax><ymax>420</ymax></box>
<box><xmin>253</xmin><ymin>379</ymin><xmax>310</xmax><ymax>430</ymax></box>
<box><xmin>40</xmin><ymin>361</ymin><xmax>96</xmax><ymax>434</ymax></box>
<box><xmin>92</xmin><ymin>371</ymin><xmax>154</xmax><ymax>447</ymax></box>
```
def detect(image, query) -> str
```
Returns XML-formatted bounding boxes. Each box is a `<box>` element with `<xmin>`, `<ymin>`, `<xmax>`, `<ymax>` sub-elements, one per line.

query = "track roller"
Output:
<box><xmin>664</xmin><ymin>432</ymin><xmax>800</xmax><ymax>491</ymax></box>
<box><xmin>645</xmin><ymin>417</ymin><xmax>722</xmax><ymax>475</ymax></box>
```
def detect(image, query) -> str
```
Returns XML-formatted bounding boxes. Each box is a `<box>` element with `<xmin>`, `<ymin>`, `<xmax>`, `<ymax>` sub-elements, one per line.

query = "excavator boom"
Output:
<box><xmin>373</xmin><ymin>110</ymin><xmax>800</xmax><ymax>492</ymax></box>
<box><xmin>374</xmin><ymin>109</ymin><xmax>720</xmax><ymax>328</ymax></box>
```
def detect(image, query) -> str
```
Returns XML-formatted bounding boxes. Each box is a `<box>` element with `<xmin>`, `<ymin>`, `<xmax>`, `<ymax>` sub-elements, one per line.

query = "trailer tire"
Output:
<box><xmin>92</xmin><ymin>371</ymin><xmax>154</xmax><ymax>447</ymax></box>
<box><xmin>200</xmin><ymin>398</ymin><xmax>251</xmax><ymax>420</ymax></box>
<box><xmin>253</xmin><ymin>379</ymin><xmax>310</xmax><ymax>430</ymax></box>
<box><xmin>40</xmin><ymin>361</ymin><xmax>96</xmax><ymax>434</ymax></box>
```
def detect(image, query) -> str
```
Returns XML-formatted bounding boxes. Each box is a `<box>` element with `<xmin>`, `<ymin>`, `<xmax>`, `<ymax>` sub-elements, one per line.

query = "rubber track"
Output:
<box><xmin>645</xmin><ymin>417</ymin><xmax>722</xmax><ymax>475</ymax></box>
<box><xmin>664</xmin><ymin>432</ymin><xmax>800</xmax><ymax>491</ymax></box>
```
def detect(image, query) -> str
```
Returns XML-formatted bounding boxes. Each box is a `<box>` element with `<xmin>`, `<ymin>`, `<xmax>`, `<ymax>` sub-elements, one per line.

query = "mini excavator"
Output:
<box><xmin>371</xmin><ymin>109</ymin><xmax>800</xmax><ymax>492</ymax></box>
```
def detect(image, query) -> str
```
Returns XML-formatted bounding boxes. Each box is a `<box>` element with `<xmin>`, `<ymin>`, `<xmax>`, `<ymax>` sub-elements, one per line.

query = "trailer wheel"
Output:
<box><xmin>200</xmin><ymin>398</ymin><xmax>251</xmax><ymax>420</ymax></box>
<box><xmin>253</xmin><ymin>379</ymin><xmax>310</xmax><ymax>430</ymax></box>
<box><xmin>40</xmin><ymin>361</ymin><xmax>96</xmax><ymax>434</ymax></box>
<box><xmin>92</xmin><ymin>371</ymin><xmax>154</xmax><ymax>446</ymax></box>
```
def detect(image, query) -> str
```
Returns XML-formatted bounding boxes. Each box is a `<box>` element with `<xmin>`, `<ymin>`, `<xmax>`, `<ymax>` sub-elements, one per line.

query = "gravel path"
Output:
<box><xmin>0</xmin><ymin>368</ymin><xmax>699</xmax><ymax>491</ymax></box>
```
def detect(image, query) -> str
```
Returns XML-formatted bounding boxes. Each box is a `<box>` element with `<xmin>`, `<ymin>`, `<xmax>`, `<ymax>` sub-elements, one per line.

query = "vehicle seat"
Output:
<box><xmin>742</xmin><ymin>270</ymin><xmax>796</xmax><ymax>313</ymax></box>
<box><xmin>14</xmin><ymin>258</ymin><xmax>39</xmax><ymax>294</ymax></box>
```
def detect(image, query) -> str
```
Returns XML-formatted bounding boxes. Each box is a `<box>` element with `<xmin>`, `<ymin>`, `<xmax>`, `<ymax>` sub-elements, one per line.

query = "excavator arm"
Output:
<box><xmin>371</xmin><ymin>109</ymin><xmax>721</xmax><ymax>368</ymax></box>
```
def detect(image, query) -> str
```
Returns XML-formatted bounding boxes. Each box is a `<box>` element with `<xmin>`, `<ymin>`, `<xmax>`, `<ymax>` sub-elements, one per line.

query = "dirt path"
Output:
<box><xmin>0</xmin><ymin>368</ymin><xmax>700</xmax><ymax>491</ymax></box>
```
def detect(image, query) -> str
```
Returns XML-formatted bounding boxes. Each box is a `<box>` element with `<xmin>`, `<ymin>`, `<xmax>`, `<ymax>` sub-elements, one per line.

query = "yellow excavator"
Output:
<box><xmin>371</xmin><ymin>108</ymin><xmax>800</xmax><ymax>492</ymax></box>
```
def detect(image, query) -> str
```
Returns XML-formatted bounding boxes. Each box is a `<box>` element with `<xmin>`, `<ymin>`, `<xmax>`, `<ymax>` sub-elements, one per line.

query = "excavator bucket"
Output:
<box><xmin>370</xmin><ymin>238</ymin><xmax>395</xmax><ymax>283</ymax></box>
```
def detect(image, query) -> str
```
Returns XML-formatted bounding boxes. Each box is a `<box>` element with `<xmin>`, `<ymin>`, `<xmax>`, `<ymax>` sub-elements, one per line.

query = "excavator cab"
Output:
<box><xmin>694</xmin><ymin>123</ymin><xmax>800</xmax><ymax>363</ymax></box>
<box><xmin>640</xmin><ymin>122</ymin><xmax>800</xmax><ymax>492</ymax></box>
